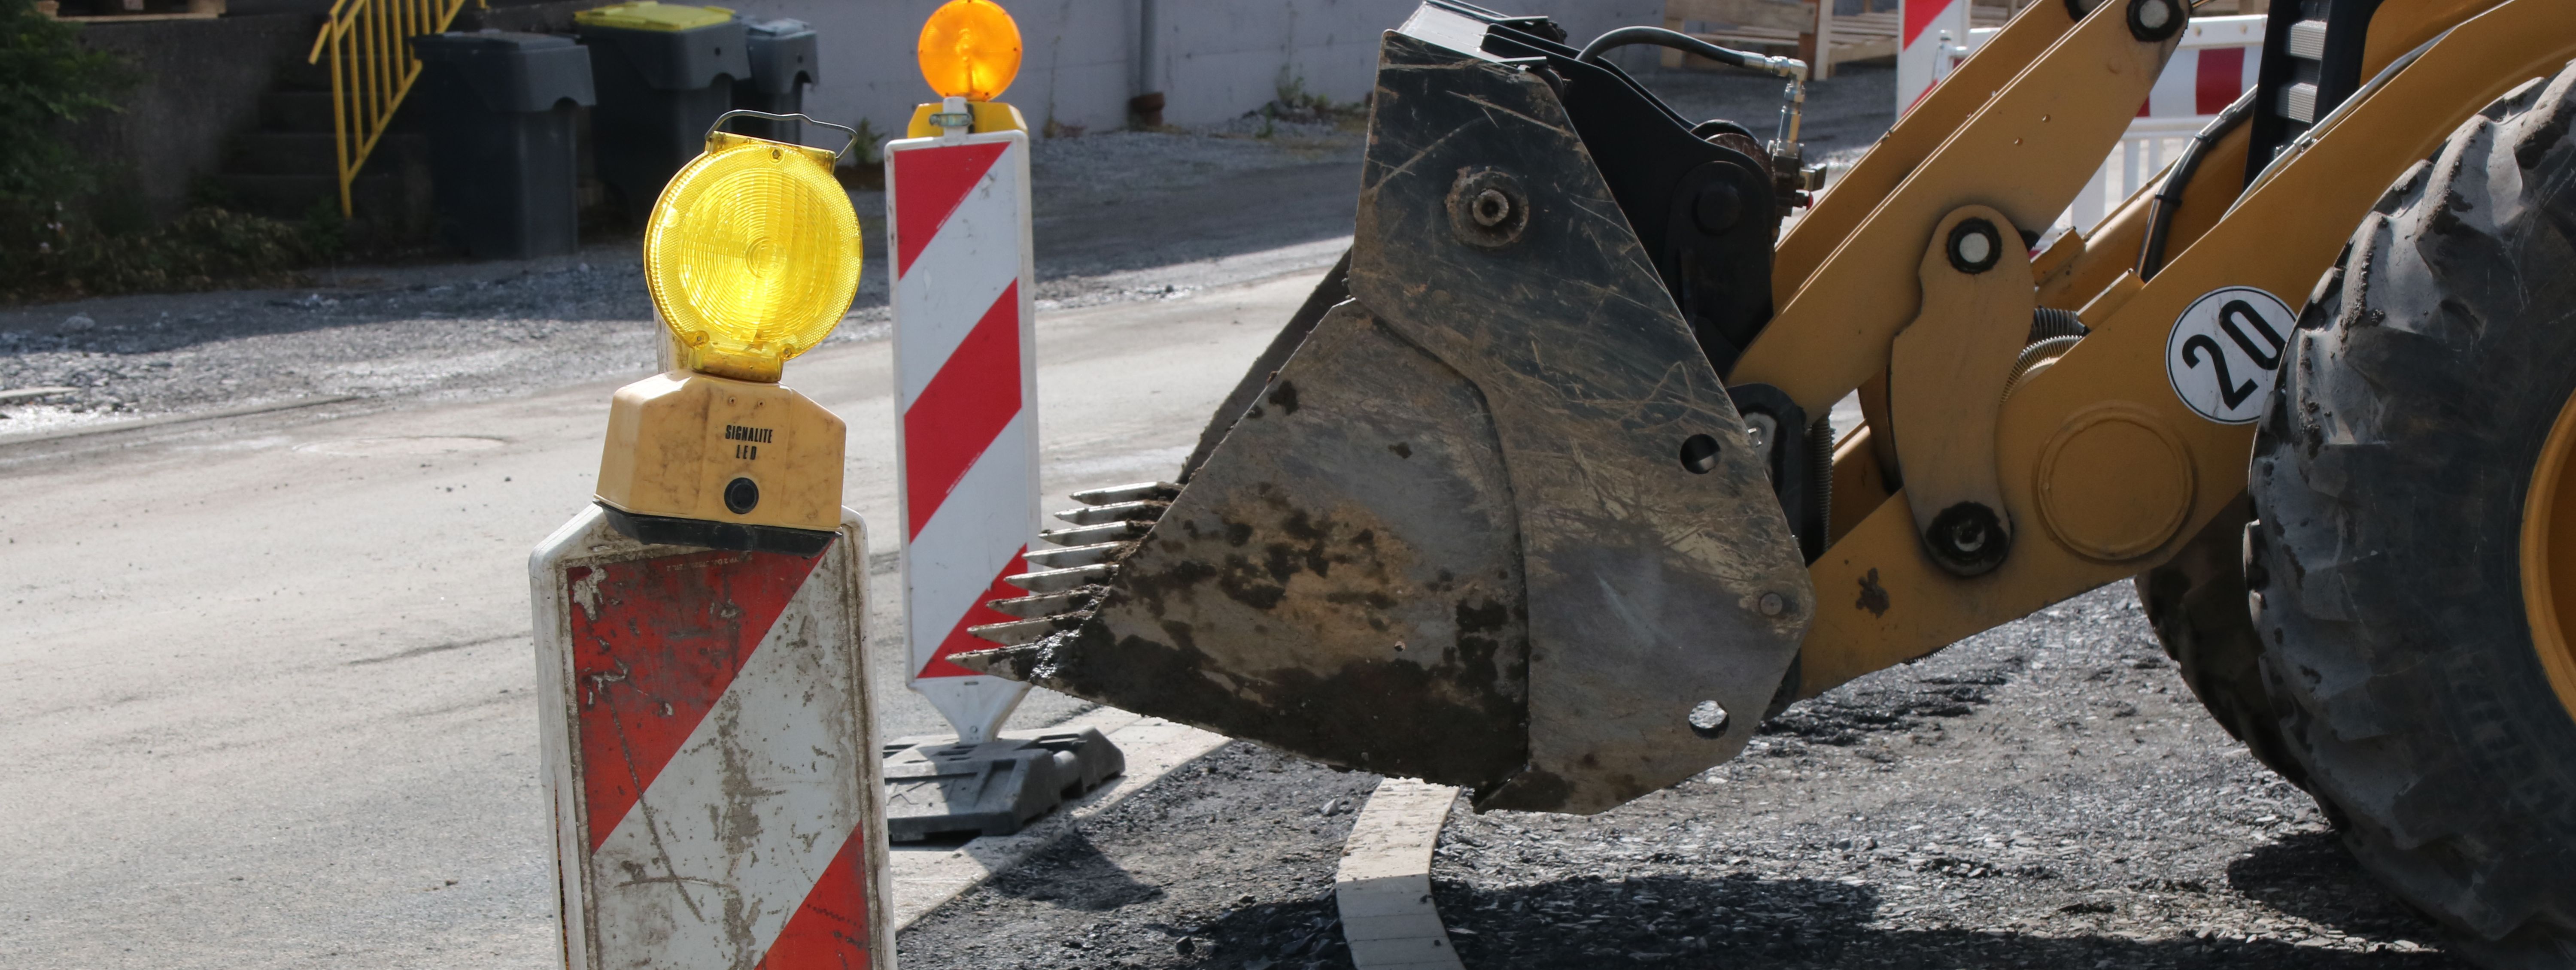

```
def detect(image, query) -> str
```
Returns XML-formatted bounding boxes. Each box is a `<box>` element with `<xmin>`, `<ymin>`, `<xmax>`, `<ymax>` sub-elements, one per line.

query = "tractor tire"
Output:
<box><xmin>2249</xmin><ymin>64</ymin><xmax>2576</xmax><ymax>967</ymax></box>
<box><xmin>2133</xmin><ymin>494</ymin><xmax>2307</xmax><ymax>790</ymax></box>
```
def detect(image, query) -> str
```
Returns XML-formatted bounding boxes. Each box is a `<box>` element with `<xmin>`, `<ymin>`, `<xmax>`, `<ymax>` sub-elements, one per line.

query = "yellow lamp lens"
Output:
<box><xmin>643</xmin><ymin>134</ymin><xmax>862</xmax><ymax>383</ymax></box>
<box><xmin>917</xmin><ymin>0</ymin><xmax>1021</xmax><ymax>101</ymax></box>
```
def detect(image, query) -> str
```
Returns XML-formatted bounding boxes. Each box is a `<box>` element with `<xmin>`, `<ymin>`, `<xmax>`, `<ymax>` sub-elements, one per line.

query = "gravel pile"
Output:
<box><xmin>896</xmin><ymin>584</ymin><xmax>2469</xmax><ymax>970</ymax></box>
<box><xmin>1432</xmin><ymin>584</ymin><xmax>2469</xmax><ymax>968</ymax></box>
<box><xmin>898</xmin><ymin>743</ymin><xmax>1380</xmax><ymax>970</ymax></box>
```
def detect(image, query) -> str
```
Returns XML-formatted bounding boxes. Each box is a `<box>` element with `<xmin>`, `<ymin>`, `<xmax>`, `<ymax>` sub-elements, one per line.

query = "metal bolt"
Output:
<box><xmin>1759</xmin><ymin>592</ymin><xmax>1786</xmax><ymax>616</ymax></box>
<box><xmin>1950</xmin><ymin>517</ymin><xmax>1987</xmax><ymax>553</ymax></box>
<box><xmin>1692</xmin><ymin>182</ymin><xmax>1742</xmax><ymax>234</ymax></box>
<box><xmin>1448</xmin><ymin>169</ymin><xmax>1530</xmax><ymax>249</ymax></box>
<box><xmin>1956</xmin><ymin>231</ymin><xmax>1991</xmax><ymax>266</ymax></box>
<box><xmin>1948</xmin><ymin>218</ymin><xmax>2001</xmax><ymax>273</ymax></box>
<box><xmin>1923</xmin><ymin>501</ymin><xmax>2010</xmax><ymax>576</ymax></box>
<box><xmin>2125</xmin><ymin>0</ymin><xmax>2183</xmax><ymax>40</ymax></box>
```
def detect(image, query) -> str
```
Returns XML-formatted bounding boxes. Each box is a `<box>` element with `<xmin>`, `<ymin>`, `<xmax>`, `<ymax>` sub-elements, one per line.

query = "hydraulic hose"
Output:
<box><xmin>2137</xmin><ymin>87</ymin><xmax>2256</xmax><ymax>281</ymax></box>
<box><xmin>1577</xmin><ymin>26</ymin><xmax>1809</xmax><ymax>151</ymax></box>
<box><xmin>1577</xmin><ymin>25</ymin><xmax>1773</xmax><ymax>71</ymax></box>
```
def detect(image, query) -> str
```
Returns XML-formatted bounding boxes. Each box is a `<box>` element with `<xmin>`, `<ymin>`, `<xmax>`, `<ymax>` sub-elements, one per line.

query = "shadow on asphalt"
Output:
<box><xmin>984</xmin><ymin>831</ymin><xmax>1170</xmax><ymax>913</ymax></box>
<box><xmin>1434</xmin><ymin>873</ymin><xmax>2471</xmax><ymax>969</ymax></box>
<box><xmin>2227</xmin><ymin>830</ymin><xmax>2448</xmax><ymax>947</ymax></box>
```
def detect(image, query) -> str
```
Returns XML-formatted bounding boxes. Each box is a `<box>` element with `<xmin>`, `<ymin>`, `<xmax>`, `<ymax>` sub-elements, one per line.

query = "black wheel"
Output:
<box><xmin>2250</xmin><ymin>64</ymin><xmax>2576</xmax><ymax>967</ymax></box>
<box><xmin>2133</xmin><ymin>494</ymin><xmax>2307</xmax><ymax>789</ymax></box>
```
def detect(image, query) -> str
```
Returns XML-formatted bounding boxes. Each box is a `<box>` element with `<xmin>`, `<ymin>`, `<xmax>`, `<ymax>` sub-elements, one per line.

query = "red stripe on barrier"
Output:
<box><xmin>754</xmin><ymin>822</ymin><xmax>875</xmax><ymax>968</ymax></box>
<box><xmin>919</xmin><ymin>548</ymin><xmax>1027</xmax><ymax>678</ymax></box>
<box><xmin>565</xmin><ymin>546</ymin><xmax>827</xmax><ymax>851</ymax></box>
<box><xmin>901</xmin><ymin>281</ymin><xmax>1022</xmax><ymax>540</ymax></box>
<box><xmin>1902</xmin><ymin>0</ymin><xmax>1948</xmax><ymax>47</ymax></box>
<box><xmin>2196</xmin><ymin>46</ymin><xmax>2246</xmax><ymax>115</ymax></box>
<box><xmin>894</xmin><ymin>141</ymin><xmax>1011</xmax><ymax>278</ymax></box>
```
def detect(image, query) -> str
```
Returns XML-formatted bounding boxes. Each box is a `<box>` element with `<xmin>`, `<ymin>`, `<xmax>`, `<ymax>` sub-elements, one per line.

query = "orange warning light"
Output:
<box><xmin>917</xmin><ymin>0</ymin><xmax>1021</xmax><ymax>101</ymax></box>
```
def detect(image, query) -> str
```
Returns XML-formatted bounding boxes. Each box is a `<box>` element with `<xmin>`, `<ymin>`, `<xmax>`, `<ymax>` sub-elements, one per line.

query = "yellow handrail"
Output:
<box><xmin>306</xmin><ymin>0</ymin><xmax>483</xmax><ymax>217</ymax></box>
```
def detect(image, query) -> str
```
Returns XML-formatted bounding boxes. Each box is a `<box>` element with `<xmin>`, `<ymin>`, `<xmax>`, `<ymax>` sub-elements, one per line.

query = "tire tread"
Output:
<box><xmin>2251</xmin><ymin>64</ymin><xmax>2576</xmax><ymax>967</ymax></box>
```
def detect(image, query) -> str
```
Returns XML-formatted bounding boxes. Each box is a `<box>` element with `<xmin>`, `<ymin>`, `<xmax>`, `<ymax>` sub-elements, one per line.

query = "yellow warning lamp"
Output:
<box><xmin>919</xmin><ymin>0</ymin><xmax>1019</xmax><ymax>100</ymax></box>
<box><xmin>907</xmin><ymin>0</ymin><xmax>1029</xmax><ymax>137</ymax></box>
<box><xmin>644</xmin><ymin>125</ymin><xmax>861</xmax><ymax>382</ymax></box>
<box><xmin>595</xmin><ymin>111</ymin><xmax>862</xmax><ymax>550</ymax></box>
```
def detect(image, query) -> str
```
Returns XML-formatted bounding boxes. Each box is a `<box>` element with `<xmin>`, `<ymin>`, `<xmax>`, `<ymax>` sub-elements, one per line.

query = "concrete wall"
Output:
<box><xmin>767</xmin><ymin>0</ymin><xmax>1666</xmax><ymax>146</ymax></box>
<box><xmin>1150</xmin><ymin>1</ymin><xmax>1665</xmax><ymax>128</ymax></box>
<box><xmin>66</xmin><ymin>12</ymin><xmax>318</xmax><ymax>224</ymax></box>
<box><xmin>58</xmin><ymin>0</ymin><xmax>1665</xmax><ymax>226</ymax></box>
<box><xmin>766</xmin><ymin>0</ymin><xmax>1130</xmax><ymax>144</ymax></box>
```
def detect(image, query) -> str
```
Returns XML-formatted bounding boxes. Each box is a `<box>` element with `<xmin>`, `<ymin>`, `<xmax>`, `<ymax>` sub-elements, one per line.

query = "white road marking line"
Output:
<box><xmin>1337</xmin><ymin>778</ymin><xmax>1466</xmax><ymax>970</ymax></box>
<box><xmin>0</xmin><ymin>394</ymin><xmax>361</xmax><ymax>450</ymax></box>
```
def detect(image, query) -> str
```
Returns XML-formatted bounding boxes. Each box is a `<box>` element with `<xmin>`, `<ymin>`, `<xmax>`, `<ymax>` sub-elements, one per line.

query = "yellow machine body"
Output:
<box><xmin>1773</xmin><ymin>0</ymin><xmax>2574</xmax><ymax>695</ymax></box>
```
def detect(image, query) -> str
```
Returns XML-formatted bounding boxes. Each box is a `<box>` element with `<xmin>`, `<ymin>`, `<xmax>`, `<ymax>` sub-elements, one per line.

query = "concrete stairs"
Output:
<box><xmin>208</xmin><ymin>58</ymin><xmax>431</xmax><ymax>239</ymax></box>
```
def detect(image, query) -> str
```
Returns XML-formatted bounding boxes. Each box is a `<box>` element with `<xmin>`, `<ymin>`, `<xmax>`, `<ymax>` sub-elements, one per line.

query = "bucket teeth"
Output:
<box><xmin>1006</xmin><ymin>562</ymin><xmax>1116</xmax><ymax>593</ymax></box>
<box><xmin>966</xmin><ymin>483</ymin><xmax>1173</xmax><ymax>646</ymax></box>
<box><xmin>1040</xmin><ymin>520</ymin><xmax>1150</xmax><ymax>546</ymax></box>
<box><xmin>1038</xmin><ymin>483</ymin><xmax>1175</xmax><ymax>549</ymax></box>
<box><xmin>1069</xmin><ymin>481</ymin><xmax>1180</xmax><ymax>506</ymax></box>
<box><xmin>1022</xmin><ymin>541</ymin><xmax>1133</xmax><ymax>570</ymax></box>
<box><xmin>1052</xmin><ymin>500</ymin><xmax>1170</xmax><ymax>526</ymax></box>
<box><xmin>965</xmin><ymin>613</ymin><xmax>1089</xmax><ymax>646</ymax></box>
<box><xmin>984</xmin><ymin>588</ymin><xmax>1100</xmax><ymax>619</ymax></box>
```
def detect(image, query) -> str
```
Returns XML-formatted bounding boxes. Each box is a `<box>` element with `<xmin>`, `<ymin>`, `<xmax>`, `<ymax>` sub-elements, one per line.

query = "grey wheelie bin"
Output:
<box><xmin>733</xmin><ymin>18</ymin><xmax>818</xmax><ymax>143</ymax></box>
<box><xmin>410</xmin><ymin>31</ymin><xmax>595</xmax><ymax>258</ymax></box>
<box><xmin>573</xmin><ymin>2</ymin><xmax>747</xmax><ymax>218</ymax></box>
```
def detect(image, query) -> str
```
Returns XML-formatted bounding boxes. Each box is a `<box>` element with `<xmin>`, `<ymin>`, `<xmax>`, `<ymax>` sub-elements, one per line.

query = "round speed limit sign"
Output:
<box><xmin>2166</xmin><ymin>286</ymin><xmax>2296</xmax><ymax>424</ymax></box>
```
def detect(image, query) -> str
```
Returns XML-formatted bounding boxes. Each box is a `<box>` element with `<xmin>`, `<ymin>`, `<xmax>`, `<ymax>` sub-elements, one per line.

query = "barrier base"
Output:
<box><xmin>882</xmin><ymin>726</ymin><xmax>1126</xmax><ymax>841</ymax></box>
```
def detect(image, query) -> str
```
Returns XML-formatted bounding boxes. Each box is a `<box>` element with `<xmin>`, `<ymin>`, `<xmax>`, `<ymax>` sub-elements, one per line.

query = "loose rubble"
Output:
<box><xmin>899</xmin><ymin>743</ymin><xmax>1379</xmax><ymax>970</ymax></box>
<box><xmin>896</xmin><ymin>586</ymin><xmax>2470</xmax><ymax>970</ymax></box>
<box><xmin>1432</xmin><ymin>584</ymin><xmax>2467</xmax><ymax>969</ymax></box>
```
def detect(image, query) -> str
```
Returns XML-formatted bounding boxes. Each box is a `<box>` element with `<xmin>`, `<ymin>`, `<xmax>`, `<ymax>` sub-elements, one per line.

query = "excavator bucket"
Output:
<box><xmin>952</xmin><ymin>3</ymin><xmax>1814</xmax><ymax>814</ymax></box>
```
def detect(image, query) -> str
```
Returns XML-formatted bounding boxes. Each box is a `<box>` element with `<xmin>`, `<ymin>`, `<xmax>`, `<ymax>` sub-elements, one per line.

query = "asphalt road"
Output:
<box><xmin>0</xmin><ymin>264</ymin><xmax>1330</xmax><ymax>969</ymax></box>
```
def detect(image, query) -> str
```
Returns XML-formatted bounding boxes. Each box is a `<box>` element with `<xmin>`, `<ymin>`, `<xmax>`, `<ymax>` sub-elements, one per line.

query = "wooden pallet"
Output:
<box><xmin>39</xmin><ymin>0</ymin><xmax>225</xmax><ymax>21</ymax></box>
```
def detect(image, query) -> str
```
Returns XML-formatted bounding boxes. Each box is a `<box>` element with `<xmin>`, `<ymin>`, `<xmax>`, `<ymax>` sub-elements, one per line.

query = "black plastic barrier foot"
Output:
<box><xmin>881</xmin><ymin>727</ymin><xmax>1126</xmax><ymax>842</ymax></box>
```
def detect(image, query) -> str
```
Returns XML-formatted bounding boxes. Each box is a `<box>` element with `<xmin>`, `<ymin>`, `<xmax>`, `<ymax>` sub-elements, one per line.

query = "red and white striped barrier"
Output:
<box><xmin>531</xmin><ymin>506</ymin><xmax>890</xmax><ymax>970</ymax></box>
<box><xmin>1897</xmin><ymin>0</ymin><xmax>1970</xmax><ymax>116</ymax></box>
<box><xmin>2132</xmin><ymin>17</ymin><xmax>2263</xmax><ymax>123</ymax></box>
<box><xmin>1942</xmin><ymin>12</ymin><xmax>2266</xmax><ymax>230</ymax></box>
<box><xmin>1955</xmin><ymin>13</ymin><xmax>2261</xmax><ymax>127</ymax></box>
<box><xmin>886</xmin><ymin>123</ymin><xmax>1041</xmax><ymax>746</ymax></box>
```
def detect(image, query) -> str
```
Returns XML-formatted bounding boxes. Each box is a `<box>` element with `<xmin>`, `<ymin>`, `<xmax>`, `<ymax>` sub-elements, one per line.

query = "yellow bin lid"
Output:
<box><xmin>574</xmin><ymin>1</ymin><xmax>735</xmax><ymax>32</ymax></box>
